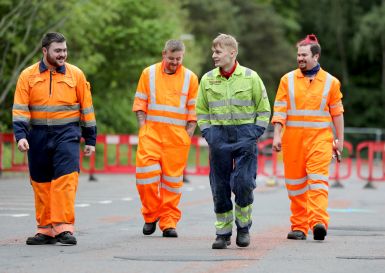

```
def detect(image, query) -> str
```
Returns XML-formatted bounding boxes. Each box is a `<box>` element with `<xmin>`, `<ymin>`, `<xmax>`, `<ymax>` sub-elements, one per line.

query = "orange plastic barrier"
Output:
<box><xmin>329</xmin><ymin>141</ymin><xmax>353</xmax><ymax>182</ymax></box>
<box><xmin>356</xmin><ymin>141</ymin><xmax>385</xmax><ymax>182</ymax></box>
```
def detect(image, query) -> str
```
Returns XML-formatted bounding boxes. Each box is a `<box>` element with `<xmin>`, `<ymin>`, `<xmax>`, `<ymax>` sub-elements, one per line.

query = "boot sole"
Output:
<box><xmin>26</xmin><ymin>238</ymin><xmax>57</xmax><ymax>245</ymax></box>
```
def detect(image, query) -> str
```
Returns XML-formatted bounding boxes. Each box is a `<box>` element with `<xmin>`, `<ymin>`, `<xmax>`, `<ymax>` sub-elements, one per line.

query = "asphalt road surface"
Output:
<box><xmin>0</xmin><ymin>172</ymin><xmax>384</xmax><ymax>273</ymax></box>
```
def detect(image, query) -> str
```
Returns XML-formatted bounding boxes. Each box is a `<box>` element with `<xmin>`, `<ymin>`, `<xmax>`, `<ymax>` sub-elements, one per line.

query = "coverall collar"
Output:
<box><xmin>39</xmin><ymin>60</ymin><xmax>66</xmax><ymax>74</ymax></box>
<box><xmin>295</xmin><ymin>67</ymin><xmax>325</xmax><ymax>82</ymax></box>
<box><xmin>213</xmin><ymin>62</ymin><xmax>243</xmax><ymax>79</ymax></box>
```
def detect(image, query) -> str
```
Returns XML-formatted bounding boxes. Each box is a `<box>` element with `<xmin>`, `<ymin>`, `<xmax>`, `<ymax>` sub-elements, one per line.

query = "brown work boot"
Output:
<box><xmin>313</xmin><ymin>223</ymin><xmax>327</xmax><ymax>240</ymax></box>
<box><xmin>287</xmin><ymin>230</ymin><xmax>307</xmax><ymax>240</ymax></box>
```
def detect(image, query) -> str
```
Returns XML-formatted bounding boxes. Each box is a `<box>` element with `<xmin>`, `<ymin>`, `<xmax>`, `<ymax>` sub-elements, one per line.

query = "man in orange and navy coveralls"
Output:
<box><xmin>13</xmin><ymin>32</ymin><xmax>97</xmax><ymax>245</ymax></box>
<box><xmin>132</xmin><ymin>40</ymin><xmax>198</xmax><ymax>238</ymax></box>
<box><xmin>271</xmin><ymin>34</ymin><xmax>344</xmax><ymax>241</ymax></box>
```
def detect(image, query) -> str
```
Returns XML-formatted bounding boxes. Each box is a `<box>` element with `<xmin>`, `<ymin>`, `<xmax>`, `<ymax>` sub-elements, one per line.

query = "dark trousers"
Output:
<box><xmin>204</xmin><ymin>124</ymin><xmax>259</xmax><ymax>230</ymax></box>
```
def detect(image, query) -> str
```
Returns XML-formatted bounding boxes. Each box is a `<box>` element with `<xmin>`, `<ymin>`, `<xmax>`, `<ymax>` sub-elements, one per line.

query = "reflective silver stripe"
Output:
<box><xmin>31</xmin><ymin>117</ymin><xmax>80</xmax><ymax>125</ymax></box>
<box><xmin>161</xmin><ymin>183</ymin><xmax>182</xmax><ymax>194</ymax></box>
<box><xmin>29</xmin><ymin>104</ymin><xmax>80</xmax><ymax>112</ymax></box>
<box><xmin>287</xmin><ymin>186</ymin><xmax>308</xmax><ymax>196</ymax></box>
<box><xmin>13</xmin><ymin>116</ymin><xmax>30</xmax><ymax>122</ymax></box>
<box><xmin>309</xmin><ymin>183</ymin><xmax>328</xmax><ymax>191</ymax></box>
<box><xmin>208</xmin><ymin>99</ymin><xmax>254</xmax><ymax>108</ymax></box>
<box><xmin>162</xmin><ymin>174</ymin><xmax>183</xmax><ymax>183</ymax></box>
<box><xmin>136</xmin><ymin>175</ymin><xmax>160</xmax><ymax>185</ymax></box>
<box><xmin>181</xmin><ymin>69</ymin><xmax>191</xmax><ymax>94</ymax></box>
<box><xmin>146</xmin><ymin>115</ymin><xmax>187</xmax><ymax>126</ymax></box>
<box><xmin>199</xmin><ymin>123</ymin><xmax>211</xmax><ymax>130</ymax></box>
<box><xmin>149</xmin><ymin>64</ymin><xmax>156</xmax><ymax>104</ymax></box>
<box><xmin>287</xmin><ymin>71</ymin><xmax>296</xmax><ymax>110</ymax></box>
<box><xmin>81</xmin><ymin>106</ymin><xmax>94</xmax><ymax>115</ymax></box>
<box><xmin>258</xmin><ymin>111</ymin><xmax>271</xmax><ymax>117</ymax></box>
<box><xmin>274</xmin><ymin>101</ymin><xmax>287</xmax><ymax>107</ymax></box>
<box><xmin>308</xmin><ymin>173</ymin><xmax>329</xmax><ymax>182</ymax></box>
<box><xmin>256</xmin><ymin>120</ymin><xmax>269</xmax><ymax>128</ymax></box>
<box><xmin>188</xmin><ymin>110</ymin><xmax>196</xmax><ymax>115</ymax></box>
<box><xmin>136</xmin><ymin>164</ymin><xmax>161</xmax><ymax>174</ymax></box>
<box><xmin>80</xmin><ymin>120</ymin><xmax>96</xmax><ymax>127</ymax></box>
<box><xmin>197</xmin><ymin>114</ymin><xmax>210</xmax><ymax>120</ymax></box>
<box><xmin>216</xmin><ymin>226</ymin><xmax>233</xmax><ymax>235</ymax></box>
<box><xmin>285</xmin><ymin>176</ymin><xmax>307</xmax><ymax>185</ymax></box>
<box><xmin>148</xmin><ymin>103</ymin><xmax>188</xmax><ymax>114</ymax></box>
<box><xmin>187</xmin><ymin>99</ymin><xmax>196</xmax><ymax>106</ymax></box>
<box><xmin>13</xmin><ymin>104</ymin><xmax>29</xmax><ymax>111</ymax></box>
<box><xmin>207</xmin><ymin>70</ymin><xmax>214</xmax><ymax>78</ymax></box>
<box><xmin>273</xmin><ymin>112</ymin><xmax>287</xmax><ymax>118</ymax></box>
<box><xmin>245</xmin><ymin>68</ymin><xmax>252</xmax><ymax>76</ymax></box>
<box><xmin>330</xmin><ymin>102</ymin><xmax>342</xmax><ymax>109</ymax></box>
<box><xmin>287</xmin><ymin>109</ymin><xmax>330</xmax><ymax>116</ymax></box>
<box><xmin>216</xmin><ymin>214</ymin><xmax>234</xmax><ymax>223</ymax></box>
<box><xmin>319</xmin><ymin>73</ymin><xmax>332</xmax><ymax>110</ymax></box>
<box><xmin>286</xmin><ymin>121</ymin><xmax>331</xmax><ymax>128</ymax></box>
<box><xmin>135</xmin><ymin>91</ymin><xmax>148</xmax><ymax>100</ymax></box>
<box><xmin>211</xmin><ymin>112</ymin><xmax>256</xmax><ymax>120</ymax></box>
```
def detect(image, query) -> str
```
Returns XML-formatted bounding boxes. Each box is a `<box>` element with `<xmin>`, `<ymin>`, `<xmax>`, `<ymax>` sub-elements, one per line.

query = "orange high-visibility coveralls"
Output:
<box><xmin>12</xmin><ymin>61</ymin><xmax>96</xmax><ymax>236</ymax></box>
<box><xmin>271</xmin><ymin>68</ymin><xmax>344</xmax><ymax>234</ymax></box>
<box><xmin>132</xmin><ymin>62</ymin><xmax>198</xmax><ymax>230</ymax></box>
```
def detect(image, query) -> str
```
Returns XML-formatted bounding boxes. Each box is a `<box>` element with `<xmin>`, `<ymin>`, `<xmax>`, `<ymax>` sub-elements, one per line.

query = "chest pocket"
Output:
<box><xmin>28</xmin><ymin>76</ymin><xmax>48</xmax><ymax>102</ymax></box>
<box><xmin>206</xmin><ymin>85</ymin><xmax>224</xmax><ymax>102</ymax></box>
<box><xmin>55</xmin><ymin>77</ymin><xmax>77</xmax><ymax>103</ymax></box>
<box><xmin>233</xmin><ymin>83</ymin><xmax>253</xmax><ymax>101</ymax></box>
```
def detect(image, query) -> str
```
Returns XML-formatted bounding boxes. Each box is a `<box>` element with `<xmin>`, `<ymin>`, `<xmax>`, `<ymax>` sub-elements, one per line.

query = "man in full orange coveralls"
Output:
<box><xmin>13</xmin><ymin>32</ymin><xmax>96</xmax><ymax>245</ymax></box>
<box><xmin>271</xmin><ymin>34</ymin><xmax>344</xmax><ymax>241</ymax></box>
<box><xmin>132</xmin><ymin>40</ymin><xmax>198</xmax><ymax>238</ymax></box>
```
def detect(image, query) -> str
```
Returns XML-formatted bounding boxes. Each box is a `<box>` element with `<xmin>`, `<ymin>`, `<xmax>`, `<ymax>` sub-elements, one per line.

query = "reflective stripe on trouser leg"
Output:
<box><xmin>158</xmin><ymin>143</ymin><xmax>190</xmax><ymax>231</ymax></box>
<box><xmin>215</xmin><ymin>210</ymin><xmax>234</xmax><ymax>236</ymax></box>
<box><xmin>31</xmin><ymin>180</ymin><xmax>54</xmax><ymax>236</ymax></box>
<box><xmin>135</xmin><ymin>130</ymin><xmax>162</xmax><ymax>223</ymax></box>
<box><xmin>51</xmin><ymin>171</ymin><xmax>78</xmax><ymax>235</ymax></box>
<box><xmin>306</xmin><ymin>140</ymin><xmax>332</xmax><ymax>230</ymax></box>
<box><xmin>235</xmin><ymin>204</ymin><xmax>252</xmax><ymax>231</ymax></box>
<box><xmin>282</xmin><ymin>131</ymin><xmax>309</xmax><ymax>234</ymax></box>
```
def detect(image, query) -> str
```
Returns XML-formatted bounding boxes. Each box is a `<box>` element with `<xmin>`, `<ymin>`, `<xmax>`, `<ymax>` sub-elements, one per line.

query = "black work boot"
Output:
<box><xmin>313</xmin><ymin>223</ymin><xmax>327</xmax><ymax>241</ymax></box>
<box><xmin>26</xmin><ymin>233</ymin><xmax>57</xmax><ymax>245</ymax></box>
<box><xmin>287</xmin><ymin>230</ymin><xmax>307</xmax><ymax>240</ymax></box>
<box><xmin>212</xmin><ymin>235</ymin><xmax>231</xmax><ymax>249</ymax></box>
<box><xmin>162</xmin><ymin>228</ymin><xmax>178</xmax><ymax>237</ymax></box>
<box><xmin>55</xmin><ymin>231</ymin><xmax>77</xmax><ymax>245</ymax></box>
<box><xmin>236</xmin><ymin>231</ymin><xmax>250</xmax><ymax>247</ymax></box>
<box><xmin>143</xmin><ymin>219</ymin><xmax>158</xmax><ymax>235</ymax></box>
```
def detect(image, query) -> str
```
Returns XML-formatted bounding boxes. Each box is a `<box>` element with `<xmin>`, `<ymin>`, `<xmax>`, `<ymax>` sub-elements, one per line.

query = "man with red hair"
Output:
<box><xmin>271</xmin><ymin>34</ymin><xmax>344</xmax><ymax>241</ymax></box>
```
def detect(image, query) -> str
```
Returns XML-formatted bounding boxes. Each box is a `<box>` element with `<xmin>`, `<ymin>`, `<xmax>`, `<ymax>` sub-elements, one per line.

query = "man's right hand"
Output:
<box><xmin>17</xmin><ymin>138</ymin><xmax>29</xmax><ymax>152</ymax></box>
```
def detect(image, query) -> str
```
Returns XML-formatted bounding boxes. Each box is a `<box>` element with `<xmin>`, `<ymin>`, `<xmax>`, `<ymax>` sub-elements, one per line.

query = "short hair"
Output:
<box><xmin>41</xmin><ymin>32</ymin><xmax>66</xmax><ymax>49</ymax></box>
<box><xmin>163</xmin><ymin>40</ymin><xmax>185</xmax><ymax>52</ymax></box>
<box><xmin>212</xmin><ymin>33</ymin><xmax>238</xmax><ymax>51</ymax></box>
<box><xmin>297</xmin><ymin>34</ymin><xmax>321</xmax><ymax>57</ymax></box>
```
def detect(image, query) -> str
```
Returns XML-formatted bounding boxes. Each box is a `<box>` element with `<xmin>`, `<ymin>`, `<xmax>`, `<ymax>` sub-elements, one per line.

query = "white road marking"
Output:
<box><xmin>98</xmin><ymin>200</ymin><xmax>112</xmax><ymax>204</ymax></box>
<box><xmin>0</xmin><ymin>214</ymin><xmax>30</xmax><ymax>217</ymax></box>
<box><xmin>121</xmin><ymin>197</ymin><xmax>133</xmax><ymax>201</ymax></box>
<box><xmin>75</xmin><ymin>203</ymin><xmax>90</xmax><ymax>207</ymax></box>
